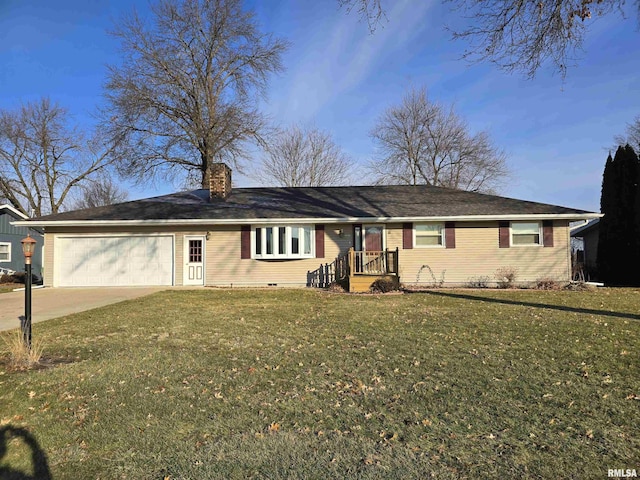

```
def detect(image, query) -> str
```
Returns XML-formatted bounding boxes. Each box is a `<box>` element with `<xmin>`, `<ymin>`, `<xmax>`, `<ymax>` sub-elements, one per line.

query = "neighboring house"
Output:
<box><xmin>570</xmin><ymin>218</ymin><xmax>600</xmax><ymax>277</ymax></box>
<box><xmin>14</xmin><ymin>164</ymin><xmax>600</xmax><ymax>291</ymax></box>
<box><xmin>0</xmin><ymin>204</ymin><xmax>44</xmax><ymax>279</ymax></box>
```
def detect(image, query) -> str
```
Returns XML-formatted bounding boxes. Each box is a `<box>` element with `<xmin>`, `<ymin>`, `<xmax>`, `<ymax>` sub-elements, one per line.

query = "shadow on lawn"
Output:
<box><xmin>0</xmin><ymin>425</ymin><xmax>52</xmax><ymax>480</ymax></box>
<box><xmin>418</xmin><ymin>290</ymin><xmax>640</xmax><ymax>321</ymax></box>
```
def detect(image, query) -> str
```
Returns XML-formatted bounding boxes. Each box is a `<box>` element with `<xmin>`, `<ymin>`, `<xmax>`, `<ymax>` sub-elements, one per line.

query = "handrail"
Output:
<box><xmin>307</xmin><ymin>250</ymin><xmax>351</xmax><ymax>288</ymax></box>
<box><xmin>306</xmin><ymin>262</ymin><xmax>335</xmax><ymax>288</ymax></box>
<box><xmin>307</xmin><ymin>247</ymin><xmax>399</xmax><ymax>288</ymax></box>
<box><xmin>349</xmin><ymin>247</ymin><xmax>399</xmax><ymax>275</ymax></box>
<box><xmin>335</xmin><ymin>250</ymin><xmax>350</xmax><ymax>280</ymax></box>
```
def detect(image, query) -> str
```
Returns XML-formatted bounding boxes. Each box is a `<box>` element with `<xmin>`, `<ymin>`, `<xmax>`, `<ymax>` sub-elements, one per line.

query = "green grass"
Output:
<box><xmin>1</xmin><ymin>288</ymin><xmax>639</xmax><ymax>479</ymax></box>
<box><xmin>0</xmin><ymin>286</ymin><xmax>17</xmax><ymax>294</ymax></box>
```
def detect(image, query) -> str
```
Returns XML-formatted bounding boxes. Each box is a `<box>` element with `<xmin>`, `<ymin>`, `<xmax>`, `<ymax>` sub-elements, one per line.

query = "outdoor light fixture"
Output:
<box><xmin>206</xmin><ymin>231</ymin><xmax>211</xmax><ymax>240</ymax></box>
<box><xmin>21</xmin><ymin>235</ymin><xmax>36</xmax><ymax>261</ymax></box>
<box><xmin>21</xmin><ymin>235</ymin><xmax>37</xmax><ymax>351</ymax></box>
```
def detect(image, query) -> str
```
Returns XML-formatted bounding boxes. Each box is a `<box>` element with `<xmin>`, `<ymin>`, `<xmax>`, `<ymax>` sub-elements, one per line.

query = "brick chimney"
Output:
<box><xmin>209</xmin><ymin>163</ymin><xmax>232</xmax><ymax>200</ymax></box>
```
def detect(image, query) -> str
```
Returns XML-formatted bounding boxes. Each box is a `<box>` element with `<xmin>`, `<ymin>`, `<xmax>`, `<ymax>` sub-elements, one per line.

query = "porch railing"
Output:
<box><xmin>349</xmin><ymin>248</ymin><xmax>398</xmax><ymax>275</ymax></box>
<box><xmin>307</xmin><ymin>248</ymin><xmax>399</xmax><ymax>288</ymax></box>
<box><xmin>306</xmin><ymin>262</ymin><xmax>336</xmax><ymax>288</ymax></box>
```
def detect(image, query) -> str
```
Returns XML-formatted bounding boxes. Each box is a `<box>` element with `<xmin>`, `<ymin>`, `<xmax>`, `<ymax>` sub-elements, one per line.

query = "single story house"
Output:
<box><xmin>14</xmin><ymin>164</ymin><xmax>600</xmax><ymax>291</ymax></box>
<box><xmin>0</xmin><ymin>204</ymin><xmax>44</xmax><ymax>279</ymax></box>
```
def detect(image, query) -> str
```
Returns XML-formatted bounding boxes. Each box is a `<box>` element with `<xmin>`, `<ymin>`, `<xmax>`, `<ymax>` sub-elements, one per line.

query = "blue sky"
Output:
<box><xmin>1</xmin><ymin>0</ymin><xmax>638</xmax><ymax>212</ymax></box>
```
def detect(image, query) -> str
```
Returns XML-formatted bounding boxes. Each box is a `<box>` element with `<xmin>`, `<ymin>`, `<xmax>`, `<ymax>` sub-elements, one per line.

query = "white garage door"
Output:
<box><xmin>56</xmin><ymin>236</ymin><xmax>174</xmax><ymax>287</ymax></box>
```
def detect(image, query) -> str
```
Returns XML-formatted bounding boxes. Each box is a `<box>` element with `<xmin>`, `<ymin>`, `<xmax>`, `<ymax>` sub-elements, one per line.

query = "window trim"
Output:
<box><xmin>414</xmin><ymin>222</ymin><xmax>445</xmax><ymax>248</ymax></box>
<box><xmin>0</xmin><ymin>242</ymin><xmax>10</xmax><ymax>263</ymax></box>
<box><xmin>252</xmin><ymin>225</ymin><xmax>315</xmax><ymax>259</ymax></box>
<box><xmin>510</xmin><ymin>221</ymin><xmax>543</xmax><ymax>247</ymax></box>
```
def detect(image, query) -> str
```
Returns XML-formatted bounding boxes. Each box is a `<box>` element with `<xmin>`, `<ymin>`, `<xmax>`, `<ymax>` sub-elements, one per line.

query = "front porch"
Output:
<box><xmin>307</xmin><ymin>248</ymin><xmax>400</xmax><ymax>292</ymax></box>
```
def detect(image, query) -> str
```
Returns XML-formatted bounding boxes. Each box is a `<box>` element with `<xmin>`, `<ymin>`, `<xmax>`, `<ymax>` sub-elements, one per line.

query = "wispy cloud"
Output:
<box><xmin>273</xmin><ymin>0</ymin><xmax>436</xmax><ymax>123</ymax></box>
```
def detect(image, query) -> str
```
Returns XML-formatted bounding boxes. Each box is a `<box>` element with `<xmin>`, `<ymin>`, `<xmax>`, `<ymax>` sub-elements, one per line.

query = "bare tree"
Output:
<box><xmin>71</xmin><ymin>175</ymin><xmax>129</xmax><ymax>210</ymax></box>
<box><xmin>339</xmin><ymin>0</ymin><xmax>637</xmax><ymax>79</ymax></box>
<box><xmin>616</xmin><ymin>116</ymin><xmax>640</xmax><ymax>149</ymax></box>
<box><xmin>449</xmin><ymin>0</ymin><xmax>631</xmax><ymax>79</ymax></box>
<box><xmin>263</xmin><ymin>126</ymin><xmax>354</xmax><ymax>187</ymax></box>
<box><xmin>369</xmin><ymin>86</ymin><xmax>509</xmax><ymax>193</ymax></box>
<box><xmin>260</xmin><ymin>126</ymin><xmax>353</xmax><ymax>187</ymax></box>
<box><xmin>103</xmin><ymin>0</ymin><xmax>288</xmax><ymax>189</ymax></box>
<box><xmin>338</xmin><ymin>0</ymin><xmax>385</xmax><ymax>32</ymax></box>
<box><xmin>0</xmin><ymin>98</ymin><xmax>121</xmax><ymax>217</ymax></box>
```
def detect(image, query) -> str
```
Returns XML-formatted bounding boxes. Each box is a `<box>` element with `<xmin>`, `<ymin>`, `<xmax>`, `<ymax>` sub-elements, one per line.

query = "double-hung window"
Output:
<box><xmin>253</xmin><ymin>225</ymin><xmax>313</xmax><ymax>259</ymax></box>
<box><xmin>414</xmin><ymin>223</ymin><xmax>445</xmax><ymax>247</ymax></box>
<box><xmin>511</xmin><ymin>222</ymin><xmax>542</xmax><ymax>246</ymax></box>
<box><xmin>0</xmin><ymin>243</ymin><xmax>10</xmax><ymax>262</ymax></box>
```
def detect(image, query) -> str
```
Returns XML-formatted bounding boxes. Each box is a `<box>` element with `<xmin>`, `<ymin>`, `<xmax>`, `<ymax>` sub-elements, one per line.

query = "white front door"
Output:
<box><xmin>184</xmin><ymin>236</ymin><xmax>205</xmax><ymax>286</ymax></box>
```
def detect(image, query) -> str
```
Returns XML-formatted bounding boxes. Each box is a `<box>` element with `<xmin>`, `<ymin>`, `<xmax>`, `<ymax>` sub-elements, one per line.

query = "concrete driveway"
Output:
<box><xmin>0</xmin><ymin>287</ymin><xmax>166</xmax><ymax>332</ymax></box>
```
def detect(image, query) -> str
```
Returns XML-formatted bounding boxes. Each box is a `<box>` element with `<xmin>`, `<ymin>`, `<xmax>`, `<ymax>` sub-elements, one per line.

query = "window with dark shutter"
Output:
<box><xmin>252</xmin><ymin>225</ymin><xmax>314</xmax><ymax>259</ymax></box>
<box><xmin>240</xmin><ymin>225</ymin><xmax>251</xmax><ymax>259</ymax></box>
<box><xmin>402</xmin><ymin>223</ymin><xmax>413</xmax><ymax>249</ymax></box>
<box><xmin>315</xmin><ymin>224</ymin><xmax>325</xmax><ymax>258</ymax></box>
<box><xmin>445</xmin><ymin>222</ymin><xmax>456</xmax><ymax>249</ymax></box>
<box><xmin>543</xmin><ymin>220</ymin><xmax>554</xmax><ymax>247</ymax></box>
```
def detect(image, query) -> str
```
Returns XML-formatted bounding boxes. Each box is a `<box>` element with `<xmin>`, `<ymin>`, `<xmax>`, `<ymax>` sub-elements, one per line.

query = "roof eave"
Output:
<box><xmin>570</xmin><ymin>218</ymin><xmax>601</xmax><ymax>236</ymax></box>
<box><xmin>0</xmin><ymin>204</ymin><xmax>28</xmax><ymax>220</ymax></box>
<box><xmin>13</xmin><ymin>212</ymin><xmax>603</xmax><ymax>228</ymax></box>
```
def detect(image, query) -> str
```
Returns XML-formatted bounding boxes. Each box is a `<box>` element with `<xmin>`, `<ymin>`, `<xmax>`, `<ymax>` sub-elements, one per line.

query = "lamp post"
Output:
<box><xmin>21</xmin><ymin>235</ymin><xmax>37</xmax><ymax>351</ymax></box>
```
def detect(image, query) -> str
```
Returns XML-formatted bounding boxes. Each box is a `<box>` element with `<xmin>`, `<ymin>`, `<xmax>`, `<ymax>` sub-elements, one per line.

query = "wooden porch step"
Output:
<box><xmin>348</xmin><ymin>274</ymin><xmax>399</xmax><ymax>293</ymax></box>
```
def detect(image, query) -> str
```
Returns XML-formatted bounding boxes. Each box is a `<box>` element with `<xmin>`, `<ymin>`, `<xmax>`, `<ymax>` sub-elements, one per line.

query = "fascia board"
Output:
<box><xmin>12</xmin><ymin>212</ymin><xmax>603</xmax><ymax>228</ymax></box>
<box><xmin>0</xmin><ymin>205</ymin><xmax>28</xmax><ymax>220</ymax></box>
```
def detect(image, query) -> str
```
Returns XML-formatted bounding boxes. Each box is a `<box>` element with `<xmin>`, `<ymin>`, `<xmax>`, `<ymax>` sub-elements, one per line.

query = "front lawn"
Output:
<box><xmin>1</xmin><ymin>289</ymin><xmax>638</xmax><ymax>479</ymax></box>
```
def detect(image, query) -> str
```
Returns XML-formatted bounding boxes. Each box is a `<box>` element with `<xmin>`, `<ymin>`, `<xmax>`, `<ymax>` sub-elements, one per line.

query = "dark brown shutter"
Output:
<box><xmin>445</xmin><ymin>222</ymin><xmax>456</xmax><ymax>249</ymax></box>
<box><xmin>240</xmin><ymin>225</ymin><xmax>251</xmax><ymax>259</ymax></box>
<box><xmin>315</xmin><ymin>224</ymin><xmax>325</xmax><ymax>258</ymax></box>
<box><xmin>543</xmin><ymin>220</ymin><xmax>554</xmax><ymax>247</ymax></box>
<box><xmin>499</xmin><ymin>221</ymin><xmax>510</xmax><ymax>248</ymax></box>
<box><xmin>402</xmin><ymin>223</ymin><xmax>413</xmax><ymax>249</ymax></box>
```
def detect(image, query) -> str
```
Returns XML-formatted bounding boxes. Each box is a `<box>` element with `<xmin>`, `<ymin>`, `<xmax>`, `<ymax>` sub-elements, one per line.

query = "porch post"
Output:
<box><xmin>348</xmin><ymin>248</ymin><xmax>354</xmax><ymax>275</ymax></box>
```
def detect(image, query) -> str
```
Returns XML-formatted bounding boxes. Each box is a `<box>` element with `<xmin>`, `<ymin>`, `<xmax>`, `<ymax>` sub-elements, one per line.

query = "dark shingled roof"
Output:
<box><xmin>28</xmin><ymin>185</ymin><xmax>594</xmax><ymax>223</ymax></box>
